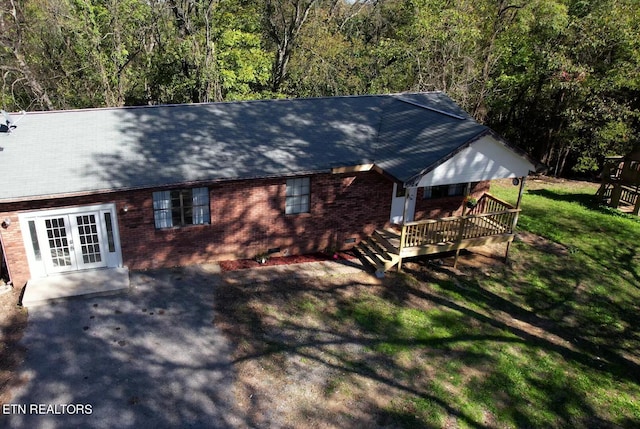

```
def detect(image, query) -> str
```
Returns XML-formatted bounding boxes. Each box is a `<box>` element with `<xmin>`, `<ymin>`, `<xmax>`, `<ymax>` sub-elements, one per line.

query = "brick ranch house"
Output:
<box><xmin>0</xmin><ymin>92</ymin><xmax>536</xmax><ymax>290</ymax></box>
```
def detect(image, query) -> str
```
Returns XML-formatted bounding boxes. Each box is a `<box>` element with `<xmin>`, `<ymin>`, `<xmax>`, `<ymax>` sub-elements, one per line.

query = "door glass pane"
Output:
<box><xmin>28</xmin><ymin>220</ymin><xmax>42</xmax><ymax>261</ymax></box>
<box><xmin>104</xmin><ymin>212</ymin><xmax>115</xmax><ymax>252</ymax></box>
<box><xmin>153</xmin><ymin>191</ymin><xmax>172</xmax><ymax>228</ymax></box>
<box><xmin>76</xmin><ymin>214</ymin><xmax>102</xmax><ymax>264</ymax></box>
<box><xmin>45</xmin><ymin>218</ymin><xmax>72</xmax><ymax>267</ymax></box>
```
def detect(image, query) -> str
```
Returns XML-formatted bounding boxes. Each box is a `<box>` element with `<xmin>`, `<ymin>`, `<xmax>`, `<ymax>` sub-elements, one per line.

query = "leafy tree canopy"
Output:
<box><xmin>1</xmin><ymin>0</ymin><xmax>638</xmax><ymax>177</ymax></box>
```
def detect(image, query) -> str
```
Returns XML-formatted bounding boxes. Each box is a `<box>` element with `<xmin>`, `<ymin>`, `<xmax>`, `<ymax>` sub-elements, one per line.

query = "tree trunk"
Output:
<box><xmin>266</xmin><ymin>0</ymin><xmax>317</xmax><ymax>93</ymax></box>
<box><xmin>558</xmin><ymin>145</ymin><xmax>571</xmax><ymax>177</ymax></box>
<box><xmin>12</xmin><ymin>50</ymin><xmax>53</xmax><ymax>110</ymax></box>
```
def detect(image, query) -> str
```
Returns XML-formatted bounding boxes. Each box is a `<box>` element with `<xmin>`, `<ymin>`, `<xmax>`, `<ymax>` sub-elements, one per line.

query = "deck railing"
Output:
<box><xmin>599</xmin><ymin>183</ymin><xmax>613</xmax><ymax>200</ymax></box>
<box><xmin>400</xmin><ymin>193</ymin><xmax>519</xmax><ymax>249</ymax></box>
<box><xmin>602</xmin><ymin>156</ymin><xmax>624</xmax><ymax>181</ymax></box>
<box><xmin>620</xmin><ymin>186</ymin><xmax>639</xmax><ymax>206</ymax></box>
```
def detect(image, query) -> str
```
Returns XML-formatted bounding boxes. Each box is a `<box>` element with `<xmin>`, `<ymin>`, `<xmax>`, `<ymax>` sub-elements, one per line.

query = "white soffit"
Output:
<box><xmin>416</xmin><ymin>135</ymin><xmax>535</xmax><ymax>187</ymax></box>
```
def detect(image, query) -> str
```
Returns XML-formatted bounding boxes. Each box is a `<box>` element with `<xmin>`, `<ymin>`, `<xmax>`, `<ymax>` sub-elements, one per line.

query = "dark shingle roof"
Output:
<box><xmin>0</xmin><ymin>92</ymin><xmax>491</xmax><ymax>202</ymax></box>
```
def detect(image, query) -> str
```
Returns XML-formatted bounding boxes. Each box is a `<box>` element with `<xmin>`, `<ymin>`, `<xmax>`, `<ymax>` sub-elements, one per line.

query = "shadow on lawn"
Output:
<box><xmin>215</xmin><ymin>265</ymin><xmax>639</xmax><ymax>428</ymax></box>
<box><xmin>407</xmin><ymin>262</ymin><xmax>640</xmax><ymax>382</ymax></box>
<box><xmin>217</xmin><ymin>274</ymin><xmax>496</xmax><ymax>429</ymax></box>
<box><xmin>403</xmin><ymin>261</ymin><xmax>640</xmax><ymax>428</ymax></box>
<box><xmin>525</xmin><ymin>188</ymin><xmax>640</xmax><ymax>287</ymax></box>
<box><xmin>527</xmin><ymin>188</ymin><xmax>640</xmax><ymax>221</ymax></box>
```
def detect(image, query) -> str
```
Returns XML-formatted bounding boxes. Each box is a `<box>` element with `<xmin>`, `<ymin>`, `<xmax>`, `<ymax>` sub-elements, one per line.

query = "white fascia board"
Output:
<box><xmin>416</xmin><ymin>135</ymin><xmax>535</xmax><ymax>187</ymax></box>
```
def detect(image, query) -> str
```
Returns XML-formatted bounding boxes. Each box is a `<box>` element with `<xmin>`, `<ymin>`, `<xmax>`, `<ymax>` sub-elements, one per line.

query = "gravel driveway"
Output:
<box><xmin>2</xmin><ymin>265</ymin><xmax>240</xmax><ymax>428</ymax></box>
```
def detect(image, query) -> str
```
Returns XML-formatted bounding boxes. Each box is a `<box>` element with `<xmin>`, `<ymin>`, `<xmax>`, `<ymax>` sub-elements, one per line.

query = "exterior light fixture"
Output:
<box><xmin>122</xmin><ymin>205</ymin><xmax>129</xmax><ymax>213</ymax></box>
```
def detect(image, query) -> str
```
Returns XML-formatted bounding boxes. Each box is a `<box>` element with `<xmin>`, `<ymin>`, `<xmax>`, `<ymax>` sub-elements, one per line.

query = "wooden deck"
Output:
<box><xmin>597</xmin><ymin>155</ymin><xmax>640</xmax><ymax>215</ymax></box>
<box><xmin>355</xmin><ymin>193</ymin><xmax>520</xmax><ymax>276</ymax></box>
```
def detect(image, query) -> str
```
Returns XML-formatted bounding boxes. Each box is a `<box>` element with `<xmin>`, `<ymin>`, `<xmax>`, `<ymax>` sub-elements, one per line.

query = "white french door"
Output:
<box><xmin>37</xmin><ymin>212</ymin><xmax>107</xmax><ymax>273</ymax></box>
<box><xmin>20</xmin><ymin>203</ymin><xmax>123</xmax><ymax>278</ymax></box>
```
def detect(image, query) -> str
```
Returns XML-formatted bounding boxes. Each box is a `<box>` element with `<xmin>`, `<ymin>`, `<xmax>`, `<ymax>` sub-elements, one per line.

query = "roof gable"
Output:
<box><xmin>414</xmin><ymin>133</ymin><xmax>536</xmax><ymax>187</ymax></box>
<box><xmin>374</xmin><ymin>95</ymin><xmax>488</xmax><ymax>182</ymax></box>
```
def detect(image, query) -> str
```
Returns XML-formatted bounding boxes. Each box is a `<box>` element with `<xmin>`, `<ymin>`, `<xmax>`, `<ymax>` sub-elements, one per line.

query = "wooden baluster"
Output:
<box><xmin>453</xmin><ymin>216</ymin><xmax>467</xmax><ymax>268</ymax></box>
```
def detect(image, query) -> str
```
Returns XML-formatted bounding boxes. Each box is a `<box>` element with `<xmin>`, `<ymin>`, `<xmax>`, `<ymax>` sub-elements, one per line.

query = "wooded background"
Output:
<box><xmin>1</xmin><ymin>0</ymin><xmax>638</xmax><ymax>177</ymax></box>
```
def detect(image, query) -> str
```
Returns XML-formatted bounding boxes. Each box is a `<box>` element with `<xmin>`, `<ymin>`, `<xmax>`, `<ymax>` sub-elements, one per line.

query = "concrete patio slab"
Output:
<box><xmin>3</xmin><ymin>259</ymin><xmax>368</xmax><ymax>428</ymax></box>
<box><xmin>21</xmin><ymin>267</ymin><xmax>130</xmax><ymax>307</ymax></box>
<box><xmin>4</xmin><ymin>265</ymin><xmax>239</xmax><ymax>429</ymax></box>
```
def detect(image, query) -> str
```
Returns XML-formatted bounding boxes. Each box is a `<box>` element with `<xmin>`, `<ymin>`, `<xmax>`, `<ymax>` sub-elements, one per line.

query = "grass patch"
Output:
<box><xmin>489</xmin><ymin>180</ymin><xmax>640</xmax><ymax>351</ymax></box>
<box><xmin>216</xmin><ymin>178</ymin><xmax>640</xmax><ymax>428</ymax></box>
<box><xmin>340</xmin><ymin>295</ymin><xmax>498</xmax><ymax>357</ymax></box>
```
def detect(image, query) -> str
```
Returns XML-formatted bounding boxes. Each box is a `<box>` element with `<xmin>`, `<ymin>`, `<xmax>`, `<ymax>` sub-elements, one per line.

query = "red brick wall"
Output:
<box><xmin>137</xmin><ymin>171</ymin><xmax>394</xmax><ymax>268</ymax></box>
<box><xmin>0</xmin><ymin>171</ymin><xmax>394</xmax><ymax>287</ymax></box>
<box><xmin>0</xmin><ymin>176</ymin><xmax>495</xmax><ymax>288</ymax></box>
<box><xmin>0</xmin><ymin>212</ymin><xmax>27</xmax><ymax>289</ymax></box>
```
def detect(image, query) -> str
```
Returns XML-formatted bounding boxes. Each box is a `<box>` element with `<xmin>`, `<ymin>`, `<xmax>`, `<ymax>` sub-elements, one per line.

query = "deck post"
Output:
<box><xmin>397</xmin><ymin>184</ymin><xmax>416</xmax><ymax>272</ymax></box>
<box><xmin>453</xmin><ymin>248</ymin><xmax>461</xmax><ymax>269</ymax></box>
<box><xmin>453</xmin><ymin>215</ymin><xmax>467</xmax><ymax>269</ymax></box>
<box><xmin>397</xmin><ymin>224</ymin><xmax>406</xmax><ymax>272</ymax></box>
<box><xmin>515</xmin><ymin>176</ymin><xmax>526</xmax><ymax>211</ymax></box>
<box><xmin>610</xmin><ymin>183</ymin><xmax>622</xmax><ymax>208</ymax></box>
<box><xmin>505</xmin><ymin>176</ymin><xmax>526</xmax><ymax>261</ymax></box>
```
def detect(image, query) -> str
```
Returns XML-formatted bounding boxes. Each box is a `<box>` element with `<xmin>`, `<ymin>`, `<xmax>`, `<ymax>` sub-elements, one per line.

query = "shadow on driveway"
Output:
<box><xmin>3</xmin><ymin>266</ymin><xmax>241</xmax><ymax>428</ymax></box>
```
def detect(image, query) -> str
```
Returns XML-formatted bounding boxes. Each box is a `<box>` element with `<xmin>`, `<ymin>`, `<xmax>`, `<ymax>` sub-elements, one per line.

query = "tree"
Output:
<box><xmin>282</xmin><ymin>1</ymin><xmax>371</xmax><ymax>96</ymax></box>
<box><xmin>486</xmin><ymin>0</ymin><xmax>640</xmax><ymax>176</ymax></box>
<box><xmin>0</xmin><ymin>0</ymin><xmax>53</xmax><ymax>110</ymax></box>
<box><xmin>145</xmin><ymin>0</ymin><xmax>271</xmax><ymax>103</ymax></box>
<box><xmin>263</xmin><ymin>0</ymin><xmax>319</xmax><ymax>94</ymax></box>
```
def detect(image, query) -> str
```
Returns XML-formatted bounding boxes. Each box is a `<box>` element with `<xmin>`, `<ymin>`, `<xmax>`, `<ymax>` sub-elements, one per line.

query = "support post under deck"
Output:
<box><xmin>505</xmin><ymin>176</ymin><xmax>526</xmax><ymax>262</ymax></box>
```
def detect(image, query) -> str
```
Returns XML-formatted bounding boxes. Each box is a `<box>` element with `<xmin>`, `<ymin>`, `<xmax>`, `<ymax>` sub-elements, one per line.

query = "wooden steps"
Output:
<box><xmin>355</xmin><ymin>224</ymin><xmax>515</xmax><ymax>276</ymax></box>
<box><xmin>354</xmin><ymin>230</ymin><xmax>401</xmax><ymax>277</ymax></box>
<box><xmin>354</xmin><ymin>195</ymin><xmax>522</xmax><ymax>276</ymax></box>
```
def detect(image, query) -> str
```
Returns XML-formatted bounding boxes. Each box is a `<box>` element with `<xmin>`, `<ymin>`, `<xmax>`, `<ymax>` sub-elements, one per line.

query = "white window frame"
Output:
<box><xmin>285</xmin><ymin>177</ymin><xmax>310</xmax><ymax>214</ymax></box>
<box><xmin>153</xmin><ymin>187</ymin><xmax>210</xmax><ymax>229</ymax></box>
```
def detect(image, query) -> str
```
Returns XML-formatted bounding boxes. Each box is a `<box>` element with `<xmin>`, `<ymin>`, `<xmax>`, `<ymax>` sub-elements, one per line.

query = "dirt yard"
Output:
<box><xmin>212</xmin><ymin>243</ymin><xmax>526</xmax><ymax>428</ymax></box>
<box><xmin>0</xmin><ymin>285</ymin><xmax>27</xmax><ymax>407</ymax></box>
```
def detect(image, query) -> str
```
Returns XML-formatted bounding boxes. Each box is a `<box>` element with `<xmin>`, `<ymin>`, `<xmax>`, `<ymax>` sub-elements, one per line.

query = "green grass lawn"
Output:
<box><xmin>217</xmin><ymin>178</ymin><xmax>640</xmax><ymax>428</ymax></box>
<box><xmin>430</xmin><ymin>178</ymin><xmax>640</xmax><ymax>427</ymax></box>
